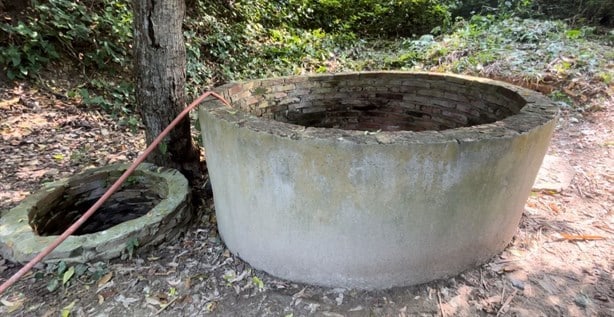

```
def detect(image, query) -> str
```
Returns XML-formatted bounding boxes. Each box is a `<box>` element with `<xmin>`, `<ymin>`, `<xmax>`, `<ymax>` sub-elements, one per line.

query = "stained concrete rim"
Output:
<box><xmin>0</xmin><ymin>163</ymin><xmax>189</xmax><ymax>263</ymax></box>
<box><xmin>202</xmin><ymin>71</ymin><xmax>559</xmax><ymax>144</ymax></box>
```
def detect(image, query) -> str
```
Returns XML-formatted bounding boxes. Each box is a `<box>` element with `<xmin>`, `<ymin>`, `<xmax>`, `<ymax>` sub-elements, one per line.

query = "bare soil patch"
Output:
<box><xmin>0</xmin><ymin>81</ymin><xmax>612</xmax><ymax>316</ymax></box>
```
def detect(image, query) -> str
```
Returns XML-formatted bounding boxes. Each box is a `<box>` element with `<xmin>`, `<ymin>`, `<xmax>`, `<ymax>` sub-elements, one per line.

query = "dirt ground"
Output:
<box><xmin>0</xmin><ymin>81</ymin><xmax>612</xmax><ymax>317</ymax></box>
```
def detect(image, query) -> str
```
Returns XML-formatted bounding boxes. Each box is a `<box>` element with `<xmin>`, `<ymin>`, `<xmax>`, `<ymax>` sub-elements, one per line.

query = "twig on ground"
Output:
<box><xmin>155</xmin><ymin>296</ymin><xmax>179</xmax><ymax>315</ymax></box>
<box><xmin>496</xmin><ymin>289</ymin><xmax>518</xmax><ymax>316</ymax></box>
<box><xmin>480</xmin><ymin>268</ymin><xmax>488</xmax><ymax>291</ymax></box>
<box><xmin>437</xmin><ymin>289</ymin><xmax>446</xmax><ymax>317</ymax></box>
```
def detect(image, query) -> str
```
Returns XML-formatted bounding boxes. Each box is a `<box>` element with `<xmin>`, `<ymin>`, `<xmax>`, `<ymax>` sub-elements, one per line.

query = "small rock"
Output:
<box><xmin>115</xmin><ymin>294</ymin><xmax>139</xmax><ymax>308</ymax></box>
<box><xmin>335</xmin><ymin>292</ymin><xmax>344</xmax><ymax>306</ymax></box>
<box><xmin>574</xmin><ymin>294</ymin><xmax>590</xmax><ymax>308</ymax></box>
<box><xmin>348</xmin><ymin>305</ymin><xmax>363</xmax><ymax>311</ymax></box>
<box><xmin>510</xmin><ymin>278</ymin><xmax>525</xmax><ymax>290</ymax></box>
<box><xmin>569</xmin><ymin>117</ymin><xmax>580</xmax><ymax>123</ymax></box>
<box><xmin>306</xmin><ymin>303</ymin><xmax>320</xmax><ymax>313</ymax></box>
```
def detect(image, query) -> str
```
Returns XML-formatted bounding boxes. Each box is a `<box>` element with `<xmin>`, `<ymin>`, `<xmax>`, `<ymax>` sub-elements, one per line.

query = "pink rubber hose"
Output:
<box><xmin>0</xmin><ymin>91</ymin><xmax>231</xmax><ymax>294</ymax></box>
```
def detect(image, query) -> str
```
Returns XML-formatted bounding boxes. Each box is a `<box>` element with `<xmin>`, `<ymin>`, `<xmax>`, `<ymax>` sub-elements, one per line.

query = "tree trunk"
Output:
<box><xmin>132</xmin><ymin>0</ymin><xmax>202</xmax><ymax>181</ymax></box>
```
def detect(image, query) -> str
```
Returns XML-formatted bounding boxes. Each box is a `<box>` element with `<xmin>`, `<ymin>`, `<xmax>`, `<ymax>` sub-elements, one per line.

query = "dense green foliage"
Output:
<box><xmin>0</xmin><ymin>0</ymin><xmax>132</xmax><ymax>79</ymax></box>
<box><xmin>534</xmin><ymin>0</ymin><xmax>613</xmax><ymax>26</ymax></box>
<box><xmin>0</xmin><ymin>0</ymin><xmax>455</xmax><ymax>81</ymax></box>
<box><xmin>236</xmin><ymin>0</ymin><xmax>452</xmax><ymax>37</ymax></box>
<box><xmin>346</xmin><ymin>16</ymin><xmax>612</xmax><ymax>109</ymax></box>
<box><xmin>450</xmin><ymin>0</ymin><xmax>613</xmax><ymax>25</ymax></box>
<box><xmin>0</xmin><ymin>0</ymin><xmax>612</xmax><ymax>116</ymax></box>
<box><xmin>182</xmin><ymin>0</ymin><xmax>456</xmax><ymax>91</ymax></box>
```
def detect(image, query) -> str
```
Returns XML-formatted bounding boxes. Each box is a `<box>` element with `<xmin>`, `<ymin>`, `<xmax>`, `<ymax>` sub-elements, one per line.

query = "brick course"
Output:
<box><xmin>213</xmin><ymin>72</ymin><xmax>531</xmax><ymax>132</ymax></box>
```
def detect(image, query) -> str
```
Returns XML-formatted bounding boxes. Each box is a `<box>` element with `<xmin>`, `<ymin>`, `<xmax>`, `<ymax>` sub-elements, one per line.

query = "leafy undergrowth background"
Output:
<box><xmin>1</xmin><ymin>0</ymin><xmax>613</xmax><ymax>316</ymax></box>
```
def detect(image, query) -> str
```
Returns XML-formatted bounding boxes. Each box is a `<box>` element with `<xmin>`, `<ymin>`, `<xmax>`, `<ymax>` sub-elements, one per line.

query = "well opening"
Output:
<box><xmin>222</xmin><ymin>72</ymin><xmax>526</xmax><ymax>132</ymax></box>
<box><xmin>29</xmin><ymin>172</ymin><xmax>165</xmax><ymax>236</ymax></box>
<box><xmin>1</xmin><ymin>163</ymin><xmax>190</xmax><ymax>264</ymax></box>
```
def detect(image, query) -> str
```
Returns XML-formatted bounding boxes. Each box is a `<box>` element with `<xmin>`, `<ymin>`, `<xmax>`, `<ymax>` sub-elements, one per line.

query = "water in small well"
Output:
<box><xmin>32</xmin><ymin>182</ymin><xmax>162</xmax><ymax>236</ymax></box>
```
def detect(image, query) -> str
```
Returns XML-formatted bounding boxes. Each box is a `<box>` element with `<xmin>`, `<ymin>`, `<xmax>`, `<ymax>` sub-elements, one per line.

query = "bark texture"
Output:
<box><xmin>133</xmin><ymin>0</ymin><xmax>201</xmax><ymax>180</ymax></box>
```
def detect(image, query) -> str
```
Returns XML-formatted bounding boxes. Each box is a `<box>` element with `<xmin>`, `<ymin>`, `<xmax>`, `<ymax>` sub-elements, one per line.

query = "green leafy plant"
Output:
<box><xmin>0</xmin><ymin>22</ymin><xmax>60</xmax><ymax>79</ymax></box>
<box><xmin>158</xmin><ymin>142</ymin><xmax>168</xmax><ymax>156</ymax></box>
<box><xmin>90</xmin><ymin>262</ymin><xmax>110</xmax><ymax>281</ymax></box>
<box><xmin>61</xmin><ymin>301</ymin><xmax>76</xmax><ymax>317</ymax></box>
<box><xmin>549</xmin><ymin>90</ymin><xmax>573</xmax><ymax>105</ymax></box>
<box><xmin>238</xmin><ymin>0</ymin><xmax>454</xmax><ymax>37</ymax></box>
<box><xmin>252</xmin><ymin>276</ymin><xmax>265</xmax><ymax>290</ymax></box>
<box><xmin>66</xmin><ymin>78</ymin><xmax>137</xmax><ymax>121</ymax></box>
<box><xmin>122</xmin><ymin>237</ymin><xmax>140</xmax><ymax>260</ymax></box>
<box><xmin>1</xmin><ymin>0</ymin><xmax>132</xmax><ymax>79</ymax></box>
<box><xmin>44</xmin><ymin>261</ymin><xmax>88</xmax><ymax>292</ymax></box>
<box><xmin>168</xmin><ymin>287</ymin><xmax>177</xmax><ymax>297</ymax></box>
<box><xmin>62</xmin><ymin>266</ymin><xmax>75</xmax><ymax>285</ymax></box>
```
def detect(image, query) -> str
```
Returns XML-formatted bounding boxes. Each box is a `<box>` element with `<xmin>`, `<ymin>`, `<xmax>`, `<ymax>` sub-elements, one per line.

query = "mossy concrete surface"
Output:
<box><xmin>199</xmin><ymin>72</ymin><xmax>558</xmax><ymax>289</ymax></box>
<box><xmin>0</xmin><ymin>163</ymin><xmax>191</xmax><ymax>264</ymax></box>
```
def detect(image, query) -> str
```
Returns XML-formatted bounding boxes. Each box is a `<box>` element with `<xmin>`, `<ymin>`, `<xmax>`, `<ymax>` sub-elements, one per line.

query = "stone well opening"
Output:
<box><xmin>29</xmin><ymin>172</ymin><xmax>165</xmax><ymax>236</ymax></box>
<box><xmin>216</xmin><ymin>71</ymin><xmax>526</xmax><ymax>132</ymax></box>
<box><xmin>198</xmin><ymin>72</ymin><xmax>558</xmax><ymax>289</ymax></box>
<box><xmin>0</xmin><ymin>163</ymin><xmax>191</xmax><ymax>264</ymax></box>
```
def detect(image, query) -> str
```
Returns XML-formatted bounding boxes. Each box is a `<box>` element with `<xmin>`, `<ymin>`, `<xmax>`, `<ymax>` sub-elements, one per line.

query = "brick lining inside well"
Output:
<box><xmin>219</xmin><ymin>73</ymin><xmax>526</xmax><ymax>132</ymax></box>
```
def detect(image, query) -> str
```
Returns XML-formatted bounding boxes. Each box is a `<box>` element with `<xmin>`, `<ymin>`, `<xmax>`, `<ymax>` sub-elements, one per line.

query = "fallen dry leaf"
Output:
<box><xmin>488</xmin><ymin>262</ymin><xmax>521</xmax><ymax>274</ymax></box>
<box><xmin>145</xmin><ymin>296</ymin><xmax>163</xmax><ymax>307</ymax></box>
<box><xmin>0</xmin><ymin>295</ymin><xmax>25</xmax><ymax>313</ymax></box>
<box><xmin>558</xmin><ymin>233</ymin><xmax>606</xmax><ymax>241</ymax></box>
<box><xmin>0</xmin><ymin>97</ymin><xmax>20</xmax><ymax>109</ymax></box>
<box><xmin>97</xmin><ymin>272</ymin><xmax>113</xmax><ymax>287</ymax></box>
<box><xmin>480</xmin><ymin>295</ymin><xmax>502</xmax><ymax>313</ymax></box>
<box><xmin>115</xmin><ymin>294</ymin><xmax>139</xmax><ymax>308</ymax></box>
<box><xmin>496</xmin><ymin>289</ymin><xmax>518</xmax><ymax>316</ymax></box>
<box><xmin>508</xmin><ymin>249</ymin><xmax>525</xmax><ymax>257</ymax></box>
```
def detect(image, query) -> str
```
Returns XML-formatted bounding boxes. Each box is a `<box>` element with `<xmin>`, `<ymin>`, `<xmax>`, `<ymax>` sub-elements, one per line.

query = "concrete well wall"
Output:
<box><xmin>198</xmin><ymin>72</ymin><xmax>558</xmax><ymax>289</ymax></box>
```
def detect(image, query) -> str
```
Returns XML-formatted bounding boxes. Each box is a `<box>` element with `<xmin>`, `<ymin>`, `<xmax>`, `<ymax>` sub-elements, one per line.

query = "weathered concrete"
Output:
<box><xmin>198</xmin><ymin>72</ymin><xmax>558</xmax><ymax>289</ymax></box>
<box><xmin>0</xmin><ymin>163</ymin><xmax>190</xmax><ymax>264</ymax></box>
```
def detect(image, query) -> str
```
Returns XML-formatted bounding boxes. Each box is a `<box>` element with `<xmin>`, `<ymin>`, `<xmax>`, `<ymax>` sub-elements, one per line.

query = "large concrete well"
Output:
<box><xmin>198</xmin><ymin>72</ymin><xmax>558</xmax><ymax>289</ymax></box>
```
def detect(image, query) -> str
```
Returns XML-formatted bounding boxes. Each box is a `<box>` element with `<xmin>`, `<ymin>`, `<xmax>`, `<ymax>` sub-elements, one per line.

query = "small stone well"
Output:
<box><xmin>0</xmin><ymin>163</ymin><xmax>190</xmax><ymax>263</ymax></box>
<box><xmin>198</xmin><ymin>71</ymin><xmax>558</xmax><ymax>289</ymax></box>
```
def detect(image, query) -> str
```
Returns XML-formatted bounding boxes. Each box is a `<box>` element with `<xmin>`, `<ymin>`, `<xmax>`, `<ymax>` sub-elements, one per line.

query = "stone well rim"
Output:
<box><xmin>202</xmin><ymin>71</ymin><xmax>559</xmax><ymax>145</ymax></box>
<box><xmin>0</xmin><ymin>163</ymin><xmax>190</xmax><ymax>263</ymax></box>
